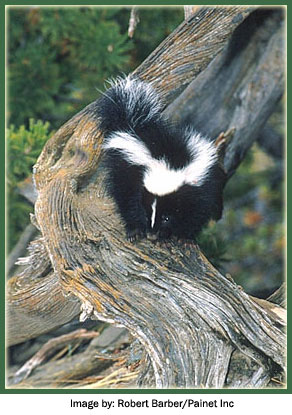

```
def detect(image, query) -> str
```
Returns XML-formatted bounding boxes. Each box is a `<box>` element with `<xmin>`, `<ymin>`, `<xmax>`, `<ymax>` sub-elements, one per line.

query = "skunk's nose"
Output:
<box><xmin>147</xmin><ymin>231</ymin><xmax>159</xmax><ymax>241</ymax></box>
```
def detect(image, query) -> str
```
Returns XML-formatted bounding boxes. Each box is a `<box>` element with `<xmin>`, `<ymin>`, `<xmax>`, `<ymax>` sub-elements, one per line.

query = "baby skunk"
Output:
<box><xmin>97</xmin><ymin>76</ymin><xmax>226</xmax><ymax>241</ymax></box>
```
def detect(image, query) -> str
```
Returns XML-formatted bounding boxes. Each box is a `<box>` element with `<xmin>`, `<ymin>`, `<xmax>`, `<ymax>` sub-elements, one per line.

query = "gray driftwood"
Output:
<box><xmin>7</xmin><ymin>6</ymin><xmax>286</xmax><ymax>388</ymax></box>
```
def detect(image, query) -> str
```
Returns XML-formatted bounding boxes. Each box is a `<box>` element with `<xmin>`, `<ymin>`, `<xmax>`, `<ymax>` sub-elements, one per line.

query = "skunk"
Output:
<box><xmin>97</xmin><ymin>76</ymin><xmax>226</xmax><ymax>241</ymax></box>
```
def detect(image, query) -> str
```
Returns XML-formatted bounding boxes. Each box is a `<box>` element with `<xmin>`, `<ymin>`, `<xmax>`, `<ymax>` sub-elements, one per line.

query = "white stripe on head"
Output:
<box><xmin>151</xmin><ymin>198</ymin><xmax>157</xmax><ymax>229</ymax></box>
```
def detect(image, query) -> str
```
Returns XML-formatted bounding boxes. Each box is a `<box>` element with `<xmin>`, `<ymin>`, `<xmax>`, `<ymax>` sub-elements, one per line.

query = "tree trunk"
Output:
<box><xmin>7</xmin><ymin>6</ymin><xmax>286</xmax><ymax>388</ymax></box>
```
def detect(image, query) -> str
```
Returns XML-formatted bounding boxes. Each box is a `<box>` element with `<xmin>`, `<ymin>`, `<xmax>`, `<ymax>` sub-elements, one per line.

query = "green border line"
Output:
<box><xmin>2</xmin><ymin>0</ymin><xmax>288</xmax><ymax>395</ymax></box>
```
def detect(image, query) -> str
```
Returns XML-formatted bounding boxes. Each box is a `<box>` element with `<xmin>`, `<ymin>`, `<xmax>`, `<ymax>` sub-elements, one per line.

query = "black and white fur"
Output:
<box><xmin>97</xmin><ymin>76</ymin><xmax>226</xmax><ymax>241</ymax></box>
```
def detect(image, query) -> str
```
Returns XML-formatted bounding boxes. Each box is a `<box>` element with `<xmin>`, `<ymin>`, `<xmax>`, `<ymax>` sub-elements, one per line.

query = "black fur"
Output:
<box><xmin>96</xmin><ymin>77</ymin><xmax>226</xmax><ymax>241</ymax></box>
<box><xmin>145</xmin><ymin>166</ymin><xmax>225</xmax><ymax>240</ymax></box>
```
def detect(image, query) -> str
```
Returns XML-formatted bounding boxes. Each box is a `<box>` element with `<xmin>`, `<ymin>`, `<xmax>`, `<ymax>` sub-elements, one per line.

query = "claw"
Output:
<box><xmin>126</xmin><ymin>228</ymin><xmax>146</xmax><ymax>242</ymax></box>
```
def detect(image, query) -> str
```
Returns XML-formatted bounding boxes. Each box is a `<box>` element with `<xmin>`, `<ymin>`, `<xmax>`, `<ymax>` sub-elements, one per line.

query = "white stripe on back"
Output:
<box><xmin>103</xmin><ymin>130</ymin><xmax>217</xmax><ymax>196</ymax></box>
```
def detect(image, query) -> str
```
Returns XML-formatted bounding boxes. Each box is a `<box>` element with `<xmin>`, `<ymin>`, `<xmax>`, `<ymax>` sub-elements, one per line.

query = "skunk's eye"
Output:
<box><xmin>162</xmin><ymin>215</ymin><xmax>170</xmax><ymax>223</ymax></box>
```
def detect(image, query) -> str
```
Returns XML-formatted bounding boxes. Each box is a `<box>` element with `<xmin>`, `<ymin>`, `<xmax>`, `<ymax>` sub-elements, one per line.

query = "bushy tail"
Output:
<box><xmin>96</xmin><ymin>76</ymin><xmax>163</xmax><ymax>134</ymax></box>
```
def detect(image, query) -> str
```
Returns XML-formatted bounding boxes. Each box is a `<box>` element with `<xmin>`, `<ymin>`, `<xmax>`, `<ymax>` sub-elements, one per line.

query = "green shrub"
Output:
<box><xmin>7</xmin><ymin>119</ymin><xmax>53</xmax><ymax>250</ymax></box>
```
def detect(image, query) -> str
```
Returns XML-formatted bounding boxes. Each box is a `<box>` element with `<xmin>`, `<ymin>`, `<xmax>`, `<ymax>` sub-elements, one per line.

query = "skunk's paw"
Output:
<box><xmin>126</xmin><ymin>220</ymin><xmax>147</xmax><ymax>242</ymax></box>
<box><xmin>126</xmin><ymin>228</ymin><xmax>147</xmax><ymax>242</ymax></box>
<box><xmin>124</xmin><ymin>209</ymin><xmax>148</xmax><ymax>242</ymax></box>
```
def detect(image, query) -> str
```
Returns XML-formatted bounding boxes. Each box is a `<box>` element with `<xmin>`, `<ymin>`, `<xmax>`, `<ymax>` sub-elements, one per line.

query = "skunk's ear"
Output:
<box><xmin>214</xmin><ymin>129</ymin><xmax>235</xmax><ymax>167</ymax></box>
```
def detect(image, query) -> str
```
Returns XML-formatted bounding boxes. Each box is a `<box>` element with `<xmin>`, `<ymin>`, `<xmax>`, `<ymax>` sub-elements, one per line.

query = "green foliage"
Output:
<box><xmin>7</xmin><ymin>119</ymin><xmax>51</xmax><ymax>183</ymax></box>
<box><xmin>7</xmin><ymin>119</ymin><xmax>53</xmax><ymax>250</ymax></box>
<box><xmin>8</xmin><ymin>7</ymin><xmax>184</xmax><ymax>130</ymax></box>
<box><xmin>118</xmin><ymin>7</ymin><xmax>184</xmax><ymax>64</ymax></box>
<box><xmin>8</xmin><ymin>7</ymin><xmax>133</xmax><ymax>128</ymax></box>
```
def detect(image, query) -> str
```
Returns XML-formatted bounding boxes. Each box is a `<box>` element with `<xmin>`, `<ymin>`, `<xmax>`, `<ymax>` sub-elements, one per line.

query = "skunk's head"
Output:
<box><xmin>142</xmin><ymin>186</ymin><xmax>204</xmax><ymax>240</ymax></box>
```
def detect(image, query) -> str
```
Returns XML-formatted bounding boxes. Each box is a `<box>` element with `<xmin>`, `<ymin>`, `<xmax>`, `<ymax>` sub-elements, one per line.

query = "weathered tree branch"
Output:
<box><xmin>7</xmin><ymin>6</ymin><xmax>286</xmax><ymax>389</ymax></box>
<box><xmin>10</xmin><ymin>329</ymin><xmax>99</xmax><ymax>384</ymax></box>
<box><xmin>184</xmin><ymin>6</ymin><xmax>202</xmax><ymax>21</ymax></box>
<box><xmin>128</xmin><ymin>7</ymin><xmax>140</xmax><ymax>38</ymax></box>
<box><xmin>133</xmin><ymin>6</ymin><xmax>253</xmax><ymax>103</ymax></box>
<box><xmin>7</xmin><ymin>223</ymin><xmax>38</xmax><ymax>277</ymax></box>
<box><xmin>257</xmin><ymin>124</ymin><xmax>284</xmax><ymax>160</ymax></box>
<box><xmin>165</xmin><ymin>8</ymin><xmax>285</xmax><ymax>177</ymax></box>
